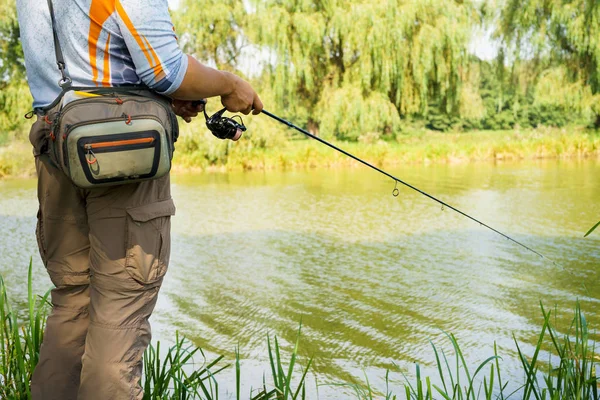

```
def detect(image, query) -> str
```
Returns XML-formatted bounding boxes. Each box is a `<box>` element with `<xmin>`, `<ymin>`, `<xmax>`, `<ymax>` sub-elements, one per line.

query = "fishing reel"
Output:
<box><xmin>193</xmin><ymin>100</ymin><xmax>246</xmax><ymax>141</ymax></box>
<box><xmin>205</xmin><ymin>107</ymin><xmax>246</xmax><ymax>141</ymax></box>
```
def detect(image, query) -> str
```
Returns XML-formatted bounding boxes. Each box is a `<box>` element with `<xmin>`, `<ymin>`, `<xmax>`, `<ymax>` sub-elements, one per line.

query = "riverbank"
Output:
<box><xmin>1</xmin><ymin>125</ymin><xmax>599</xmax><ymax>178</ymax></box>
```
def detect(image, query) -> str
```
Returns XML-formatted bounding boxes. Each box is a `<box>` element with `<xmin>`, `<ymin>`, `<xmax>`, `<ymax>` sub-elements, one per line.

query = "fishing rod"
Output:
<box><xmin>199</xmin><ymin>103</ymin><xmax>559</xmax><ymax>267</ymax></box>
<box><xmin>260</xmin><ymin>110</ymin><xmax>561</xmax><ymax>267</ymax></box>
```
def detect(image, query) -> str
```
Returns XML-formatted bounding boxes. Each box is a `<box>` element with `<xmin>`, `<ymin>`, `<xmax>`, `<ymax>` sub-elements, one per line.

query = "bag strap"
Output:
<box><xmin>46</xmin><ymin>0</ymin><xmax>72</xmax><ymax>89</ymax></box>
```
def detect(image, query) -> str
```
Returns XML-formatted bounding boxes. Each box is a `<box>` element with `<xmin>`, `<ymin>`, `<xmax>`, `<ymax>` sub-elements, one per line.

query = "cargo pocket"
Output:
<box><xmin>35</xmin><ymin>209</ymin><xmax>48</xmax><ymax>266</ymax></box>
<box><xmin>125</xmin><ymin>199</ymin><xmax>176</xmax><ymax>285</ymax></box>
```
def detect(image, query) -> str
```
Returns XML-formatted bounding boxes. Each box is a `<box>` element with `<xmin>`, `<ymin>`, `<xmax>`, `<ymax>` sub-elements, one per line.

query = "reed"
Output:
<box><xmin>142</xmin><ymin>331</ymin><xmax>229</xmax><ymax>400</ymax></box>
<box><xmin>0</xmin><ymin>259</ymin><xmax>50</xmax><ymax>399</ymax></box>
<box><xmin>399</xmin><ymin>302</ymin><xmax>599</xmax><ymax>400</ymax></box>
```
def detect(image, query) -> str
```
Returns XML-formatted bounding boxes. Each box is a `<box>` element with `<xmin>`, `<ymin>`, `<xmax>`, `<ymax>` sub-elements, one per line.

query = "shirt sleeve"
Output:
<box><xmin>114</xmin><ymin>0</ymin><xmax>187</xmax><ymax>95</ymax></box>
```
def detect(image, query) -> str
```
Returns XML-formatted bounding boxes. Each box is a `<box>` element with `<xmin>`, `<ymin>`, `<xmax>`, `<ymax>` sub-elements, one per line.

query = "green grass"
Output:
<box><xmin>0</xmin><ymin>260</ymin><xmax>598</xmax><ymax>399</ymax></box>
<box><xmin>0</xmin><ymin>142</ymin><xmax>34</xmax><ymax>179</ymax></box>
<box><xmin>172</xmin><ymin>124</ymin><xmax>600</xmax><ymax>173</ymax></box>
<box><xmin>1</xmin><ymin>125</ymin><xmax>599</xmax><ymax>179</ymax></box>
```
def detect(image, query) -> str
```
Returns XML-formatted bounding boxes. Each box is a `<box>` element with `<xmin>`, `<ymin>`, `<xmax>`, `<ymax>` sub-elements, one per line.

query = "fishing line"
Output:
<box><xmin>261</xmin><ymin>109</ymin><xmax>563</xmax><ymax>269</ymax></box>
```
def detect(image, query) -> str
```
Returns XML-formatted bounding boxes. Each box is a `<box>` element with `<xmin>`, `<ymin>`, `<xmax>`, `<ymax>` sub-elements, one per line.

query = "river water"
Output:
<box><xmin>0</xmin><ymin>159</ymin><xmax>599</xmax><ymax>398</ymax></box>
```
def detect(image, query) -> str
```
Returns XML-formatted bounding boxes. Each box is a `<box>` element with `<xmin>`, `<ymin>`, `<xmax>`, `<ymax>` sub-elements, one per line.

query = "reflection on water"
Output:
<box><xmin>1</xmin><ymin>159</ymin><xmax>599</xmax><ymax>397</ymax></box>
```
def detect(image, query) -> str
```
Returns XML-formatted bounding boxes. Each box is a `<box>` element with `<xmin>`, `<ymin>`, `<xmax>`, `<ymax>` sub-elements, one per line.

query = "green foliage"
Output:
<box><xmin>426</xmin><ymin>103</ymin><xmax>461</xmax><ymax>132</ymax></box>
<box><xmin>247</xmin><ymin>0</ymin><xmax>480</xmax><ymax>133</ymax></box>
<box><xmin>0</xmin><ymin>259</ymin><xmax>50</xmax><ymax>399</ymax></box>
<box><xmin>0</xmin><ymin>81</ymin><xmax>33</xmax><ymax>137</ymax></box>
<box><xmin>402</xmin><ymin>334</ymin><xmax>499</xmax><ymax>400</ymax></box>
<box><xmin>0</xmin><ymin>142</ymin><xmax>34</xmax><ymax>178</ymax></box>
<box><xmin>0</xmin><ymin>0</ymin><xmax>25</xmax><ymax>82</ymax></box>
<box><xmin>497</xmin><ymin>0</ymin><xmax>600</xmax><ymax>127</ymax></box>
<box><xmin>142</xmin><ymin>333</ymin><xmax>229</xmax><ymax>400</ymax></box>
<box><xmin>263</xmin><ymin>324</ymin><xmax>312</xmax><ymax>399</ymax></box>
<box><xmin>316</xmin><ymin>85</ymin><xmax>401</xmax><ymax>141</ymax></box>
<box><xmin>401</xmin><ymin>302</ymin><xmax>599</xmax><ymax>400</ymax></box>
<box><xmin>0</xmin><ymin>0</ymin><xmax>31</xmax><ymax>138</ymax></box>
<box><xmin>3</xmin><ymin>0</ymin><xmax>600</xmax><ymax>150</ymax></box>
<box><xmin>173</xmin><ymin>0</ymin><xmax>248</xmax><ymax>71</ymax></box>
<box><xmin>515</xmin><ymin>303</ymin><xmax>599</xmax><ymax>400</ymax></box>
<box><xmin>171</xmin><ymin>125</ymin><xmax>600</xmax><ymax>173</ymax></box>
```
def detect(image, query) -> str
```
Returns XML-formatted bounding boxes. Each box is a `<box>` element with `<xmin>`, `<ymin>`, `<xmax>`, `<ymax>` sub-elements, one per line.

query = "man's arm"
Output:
<box><xmin>115</xmin><ymin>0</ymin><xmax>262</xmax><ymax>116</ymax></box>
<box><xmin>170</xmin><ymin>55</ymin><xmax>263</xmax><ymax>115</ymax></box>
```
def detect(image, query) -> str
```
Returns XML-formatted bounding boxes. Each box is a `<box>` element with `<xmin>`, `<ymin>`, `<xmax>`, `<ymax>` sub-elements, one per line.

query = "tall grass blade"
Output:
<box><xmin>584</xmin><ymin>220</ymin><xmax>600</xmax><ymax>237</ymax></box>
<box><xmin>284</xmin><ymin>322</ymin><xmax>302</xmax><ymax>399</ymax></box>
<box><xmin>236</xmin><ymin>345</ymin><xmax>241</xmax><ymax>400</ymax></box>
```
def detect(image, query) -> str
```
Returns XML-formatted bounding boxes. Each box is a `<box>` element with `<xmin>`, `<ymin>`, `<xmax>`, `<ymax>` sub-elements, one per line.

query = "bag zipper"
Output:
<box><xmin>65</xmin><ymin>114</ymin><xmax>164</xmax><ymax>135</ymax></box>
<box><xmin>60</xmin><ymin>95</ymin><xmax>160</xmax><ymax>115</ymax></box>
<box><xmin>83</xmin><ymin>137</ymin><xmax>155</xmax><ymax>150</ymax></box>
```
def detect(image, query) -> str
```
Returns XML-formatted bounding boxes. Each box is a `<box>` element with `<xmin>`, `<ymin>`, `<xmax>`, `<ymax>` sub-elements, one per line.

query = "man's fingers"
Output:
<box><xmin>251</xmin><ymin>96</ymin><xmax>264</xmax><ymax>115</ymax></box>
<box><xmin>182</xmin><ymin>104</ymin><xmax>199</xmax><ymax>113</ymax></box>
<box><xmin>192</xmin><ymin>100</ymin><xmax>206</xmax><ymax>112</ymax></box>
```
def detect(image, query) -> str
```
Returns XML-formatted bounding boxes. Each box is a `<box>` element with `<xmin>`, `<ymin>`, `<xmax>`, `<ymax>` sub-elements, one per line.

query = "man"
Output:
<box><xmin>16</xmin><ymin>0</ymin><xmax>263</xmax><ymax>399</ymax></box>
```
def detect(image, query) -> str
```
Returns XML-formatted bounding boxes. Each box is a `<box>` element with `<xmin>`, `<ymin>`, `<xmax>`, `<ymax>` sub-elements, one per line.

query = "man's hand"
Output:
<box><xmin>172</xmin><ymin>99</ymin><xmax>205</xmax><ymax>123</ymax></box>
<box><xmin>220</xmin><ymin>72</ymin><xmax>264</xmax><ymax>115</ymax></box>
<box><xmin>171</xmin><ymin>57</ymin><xmax>264</xmax><ymax>116</ymax></box>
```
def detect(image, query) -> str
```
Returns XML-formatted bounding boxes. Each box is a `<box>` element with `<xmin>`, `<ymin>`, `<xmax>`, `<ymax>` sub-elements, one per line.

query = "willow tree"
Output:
<box><xmin>247</xmin><ymin>0</ymin><xmax>481</xmax><ymax>137</ymax></box>
<box><xmin>173</xmin><ymin>0</ymin><xmax>248</xmax><ymax>71</ymax></box>
<box><xmin>0</xmin><ymin>0</ymin><xmax>23</xmax><ymax>83</ymax></box>
<box><xmin>0</xmin><ymin>0</ymin><xmax>31</xmax><ymax>134</ymax></box>
<box><xmin>497</xmin><ymin>0</ymin><xmax>600</xmax><ymax>127</ymax></box>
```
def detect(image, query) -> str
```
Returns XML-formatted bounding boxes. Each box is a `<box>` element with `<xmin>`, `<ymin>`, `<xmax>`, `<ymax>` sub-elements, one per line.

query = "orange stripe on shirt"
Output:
<box><xmin>142</xmin><ymin>35</ymin><xmax>165</xmax><ymax>79</ymax></box>
<box><xmin>88</xmin><ymin>0</ymin><xmax>116</xmax><ymax>86</ymax></box>
<box><xmin>115</xmin><ymin>0</ymin><xmax>164</xmax><ymax>80</ymax></box>
<box><xmin>102</xmin><ymin>33</ymin><xmax>112</xmax><ymax>87</ymax></box>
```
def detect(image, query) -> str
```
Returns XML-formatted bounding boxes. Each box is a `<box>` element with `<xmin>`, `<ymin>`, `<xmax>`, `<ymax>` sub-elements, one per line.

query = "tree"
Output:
<box><xmin>0</xmin><ymin>0</ymin><xmax>31</xmax><ymax>135</ymax></box>
<box><xmin>497</xmin><ymin>0</ymin><xmax>600</xmax><ymax>127</ymax></box>
<box><xmin>247</xmin><ymin>0</ymin><xmax>482</xmax><ymax>137</ymax></box>
<box><xmin>173</xmin><ymin>0</ymin><xmax>248</xmax><ymax>71</ymax></box>
<box><xmin>0</xmin><ymin>0</ymin><xmax>25</xmax><ymax>85</ymax></box>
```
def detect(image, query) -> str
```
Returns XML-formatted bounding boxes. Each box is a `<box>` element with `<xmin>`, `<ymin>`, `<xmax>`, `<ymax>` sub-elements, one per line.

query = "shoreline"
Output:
<box><xmin>1</xmin><ymin>127</ymin><xmax>599</xmax><ymax>179</ymax></box>
<box><xmin>170</xmin><ymin>152</ymin><xmax>600</xmax><ymax>176</ymax></box>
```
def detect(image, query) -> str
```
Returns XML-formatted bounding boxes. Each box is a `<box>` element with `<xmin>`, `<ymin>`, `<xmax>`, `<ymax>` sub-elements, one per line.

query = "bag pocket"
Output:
<box><xmin>65</xmin><ymin>118</ymin><xmax>172</xmax><ymax>189</ymax></box>
<box><xmin>124</xmin><ymin>199</ymin><xmax>176</xmax><ymax>285</ymax></box>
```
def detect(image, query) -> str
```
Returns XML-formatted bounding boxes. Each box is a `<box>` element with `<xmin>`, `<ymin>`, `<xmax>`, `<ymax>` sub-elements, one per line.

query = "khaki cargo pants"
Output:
<box><xmin>29</xmin><ymin>118</ymin><xmax>175</xmax><ymax>399</ymax></box>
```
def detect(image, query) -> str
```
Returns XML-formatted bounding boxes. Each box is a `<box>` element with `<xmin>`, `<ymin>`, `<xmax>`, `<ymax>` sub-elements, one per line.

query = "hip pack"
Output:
<box><xmin>42</xmin><ymin>88</ymin><xmax>178</xmax><ymax>189</ymax></box>
<box><xmin>38</xmin><ymin>0</ymin><xmax>178</xmax><ymax>189</ymax></box>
